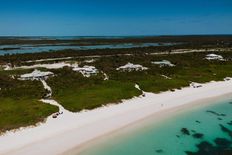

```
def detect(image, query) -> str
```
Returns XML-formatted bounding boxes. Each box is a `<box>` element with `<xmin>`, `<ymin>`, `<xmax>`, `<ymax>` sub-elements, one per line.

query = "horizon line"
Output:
<box><xmin>0</xmin><ymin>34</ymin><xmax>232</xmax><ymax>37</ymax></box>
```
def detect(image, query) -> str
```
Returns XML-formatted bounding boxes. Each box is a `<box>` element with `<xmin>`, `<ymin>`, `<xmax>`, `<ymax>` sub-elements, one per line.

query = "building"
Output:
<box><xmin>205</xmin><ymin>54</ymin><xmax>224</xmax><ymax>61</ymax></box>
<box><xmin>19</xmin><ymin>69</ymin><xmax>54</xmax><ymax>80</ymax></box>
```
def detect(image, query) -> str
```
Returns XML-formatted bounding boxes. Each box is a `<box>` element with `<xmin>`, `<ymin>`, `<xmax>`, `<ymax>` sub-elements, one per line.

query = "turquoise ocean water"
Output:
<box><xmin>78</xmin><ymin>97</ymin><xmax>232</xmax><ymax>155</ymax></box>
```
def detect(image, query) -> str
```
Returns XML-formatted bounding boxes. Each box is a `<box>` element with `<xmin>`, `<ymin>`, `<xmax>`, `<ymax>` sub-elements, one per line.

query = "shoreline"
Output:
<box><xmin>65</xmin><ymin>93</ymin><xmax>232</xmax><ymax>155</ymax></box>
<box><xmin>1</xmin><ymin>79</ymin><xmax>232</xmax><ymax>155</ymax></box>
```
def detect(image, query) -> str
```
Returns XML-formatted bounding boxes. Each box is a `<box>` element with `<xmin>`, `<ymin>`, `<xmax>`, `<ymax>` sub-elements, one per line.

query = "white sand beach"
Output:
<box><xmin>1</xmin><ymin>79</ymin><xmax>232</xmax><ymax>155</ymax></box>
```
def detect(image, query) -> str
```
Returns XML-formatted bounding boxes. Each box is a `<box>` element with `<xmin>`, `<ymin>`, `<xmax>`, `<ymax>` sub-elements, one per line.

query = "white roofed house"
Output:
<box><xmin>19</xmin><ymin>69</ymin><xmax>54</xmax><ymax>81</ymax></box>
<box><xmin>72</xmin><ymin>65</ymin><xmax>98</xmax><ymax>77</ymax></box>
<box><xmin>205</xmin><ymin>54</ymin><xmax>224</xmax><ymax>61</ymax></box>
<box><xmin>116</xmin><ymin>63</ymin><xmax>148</xmax><ymax>72</ymax></box>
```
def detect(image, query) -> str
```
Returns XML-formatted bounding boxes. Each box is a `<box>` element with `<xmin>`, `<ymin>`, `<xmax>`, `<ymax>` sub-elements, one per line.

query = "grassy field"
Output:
<box><xmin>47</xmin><ymin>69</ymin><xmax>141</xmax><ymax>112</ymax></box>
<box><xmin>0</xmin><ymin>98</ymin><xmax>58</xmax><ymax>133</ymax></box>
<box><xmin>54</xmin><ymin>81</ymin><xmax>141</xmax><ymax>112</ymax></box>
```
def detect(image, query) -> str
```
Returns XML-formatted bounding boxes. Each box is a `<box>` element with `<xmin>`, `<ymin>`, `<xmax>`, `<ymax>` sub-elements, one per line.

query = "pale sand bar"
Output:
<box><xmin>1</xmin><ymin>79</ymin><xmax>232</xmax><ymax>155</ymax></box>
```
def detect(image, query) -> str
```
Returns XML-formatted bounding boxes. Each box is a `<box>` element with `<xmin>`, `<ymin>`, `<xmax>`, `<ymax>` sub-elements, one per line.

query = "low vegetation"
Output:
<box><xmin>46</xmin><ymin>68</ymin><xmax>141</xmax><ymax>112</ymax></box>
<box><xmin>0</xmin><ymin>37</ymin><xmax>232</xmax><ymax>132</ymax></box>
<box><xmin>0</xmin><ymin>71</ymin><xmax>58</xmax><ymax>133</ymax></box>
<box><xmin>0</xmin><ymin>98</ymin><xmax>58</xmax><ymax>133</ymax></box>
<box><xmin>43</xmin><ymin>51</ymin><xmax>232</xmax><ymax>112</ymax></box>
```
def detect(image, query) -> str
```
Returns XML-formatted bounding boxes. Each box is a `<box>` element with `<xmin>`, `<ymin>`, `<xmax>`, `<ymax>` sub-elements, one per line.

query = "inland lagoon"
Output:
<box><xmin>77</xmin><ymin>97</ymin><xmax>232</xmax><ymax>155</ymax></box>
<box><xmin>0</xmin><ymin>36</ymin><xmax>181</xmax><ymax>56</ymax></box>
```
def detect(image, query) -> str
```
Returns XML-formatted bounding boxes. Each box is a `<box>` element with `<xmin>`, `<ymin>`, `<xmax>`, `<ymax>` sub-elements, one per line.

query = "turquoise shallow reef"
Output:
<box><xmin>79</xmin><ymin>97</ymin><xmax>232</xmax><ymax>155</ymax></box>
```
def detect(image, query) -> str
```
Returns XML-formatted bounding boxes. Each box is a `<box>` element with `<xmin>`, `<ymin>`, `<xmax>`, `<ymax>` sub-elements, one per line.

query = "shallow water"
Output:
<box><xmin>0</xmin><ymin>42</ymin><xmax>178</xmax><ymax>55</ymax></box>
<box><xmin>78</xmin><ymin>98</ymin><xmax>232</xmax><ymax>155</ymax></box>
